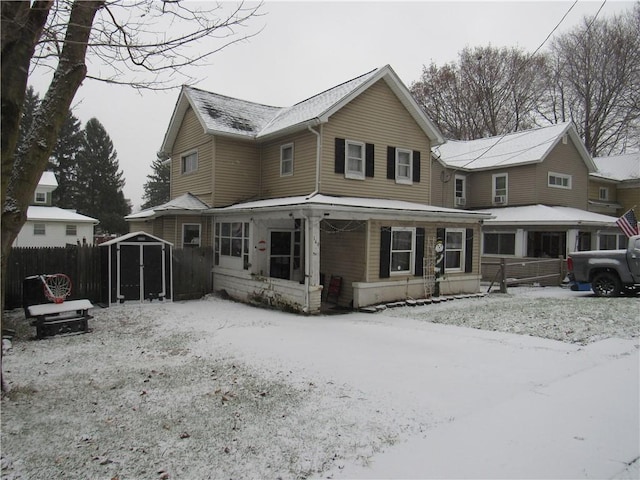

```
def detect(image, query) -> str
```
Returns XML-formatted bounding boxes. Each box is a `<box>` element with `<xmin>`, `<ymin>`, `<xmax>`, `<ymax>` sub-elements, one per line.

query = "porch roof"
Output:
<box><xmin>126</xmin><ymin>193</ymin><xmax>210</xmax><ymax>221</ymax></box>
<box><xmin>478</xmin><ymin>204</ymin><xmax>618</xmax><ymax>227</ymax></box>
<box><xmin>209</xmin><ymin>194</ymin><xmax>492</xmax><ymax>221</ymax></box>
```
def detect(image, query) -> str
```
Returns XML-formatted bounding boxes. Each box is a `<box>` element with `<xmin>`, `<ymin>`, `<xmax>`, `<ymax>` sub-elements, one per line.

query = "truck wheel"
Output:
<box><xmin>591</xmin><ymin>272</ymin><xmax>621</xmax><ymax>297</ymax></box>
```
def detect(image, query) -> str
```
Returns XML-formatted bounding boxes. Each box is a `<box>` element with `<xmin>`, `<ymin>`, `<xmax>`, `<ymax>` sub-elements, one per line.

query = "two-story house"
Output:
<box><xmin>432</xmin><ymin>122</ymin><xmax>620</xmax><ymax>260</ymax></box>
<box><xmin>128</xmin><ymin>65</ymin><xmax>491</xmax><ymax>313</ymax></box>
<box><xmin>589</xmin><ymin>152</ymin><xmax>640</xmax><ymax>249</ymax></box>
<box><xmin>13</xmin><ymin>171</ymin><xmax>99</xmax><ymax>247</ymax></box>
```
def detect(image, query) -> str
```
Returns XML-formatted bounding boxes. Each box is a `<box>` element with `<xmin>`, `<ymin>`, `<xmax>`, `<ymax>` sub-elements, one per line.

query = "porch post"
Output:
<box><xmin>304</xmin><ymin>213</ymin><xmax>322</xmax><ymax>312</ymax></box>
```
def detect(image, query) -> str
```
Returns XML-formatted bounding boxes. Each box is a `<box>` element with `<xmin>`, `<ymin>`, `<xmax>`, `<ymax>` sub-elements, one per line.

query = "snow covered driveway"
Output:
<box><xmin>2</xmin><ymin>287</ymin><xmax>638</xmax><ymax>479</ymax></box>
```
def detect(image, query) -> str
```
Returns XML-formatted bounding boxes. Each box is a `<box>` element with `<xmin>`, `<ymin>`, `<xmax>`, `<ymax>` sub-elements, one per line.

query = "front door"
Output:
<box><xmin>270</xmin><ymin>231</ymin><xmax>293</xmax><ymax>279</ymax></box>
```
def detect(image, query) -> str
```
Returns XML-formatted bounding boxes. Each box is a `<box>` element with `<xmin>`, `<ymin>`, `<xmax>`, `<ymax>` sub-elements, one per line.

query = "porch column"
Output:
<box><xmin>515</xmin><ymin>228</ymin><xmax>526</xmax><ymax>257</ymax></box>
<box><xmin>567</xmin><ymin>229</ymin><xmax>579</xmax><ymax>256</ymax></box>
<box><xmin>306</xmin><ymin>214</ymin><xmax>322</xmax><ymax>286</ymax></box>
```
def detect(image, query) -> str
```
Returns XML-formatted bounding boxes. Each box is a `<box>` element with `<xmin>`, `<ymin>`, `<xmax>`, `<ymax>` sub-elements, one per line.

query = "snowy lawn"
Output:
<box><xmin>1</xmin><ymin>286</ymin><xmax>638</xmax><ymax>479</ymax></box>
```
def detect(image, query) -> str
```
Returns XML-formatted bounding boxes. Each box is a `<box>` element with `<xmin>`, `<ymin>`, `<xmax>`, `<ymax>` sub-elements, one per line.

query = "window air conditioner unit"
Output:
<box><xmin>455</xmin><ymin>197</ymin><xmax>466</xmax><ymax>206</ymax></box>
<box><xmin>494</xmin><ymin>195</ymin><xmax>506</xmax><ymax>204</ymax></box>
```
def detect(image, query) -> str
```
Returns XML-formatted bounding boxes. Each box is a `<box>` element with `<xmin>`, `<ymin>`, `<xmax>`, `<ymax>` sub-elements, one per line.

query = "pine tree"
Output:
<box><xmin>141</xmin><ymin>155</ymin><xmax>170</xmax><ymax>209</ymax></box>
<box><xmin>50</xmin><ymin>112</ymin><xmax>83</xmax><ymax>208</ymax></box>
<box><xmin>76</xmin><ymin>118</ymin><xmax>131</xmax><ymax>234</ymax></box>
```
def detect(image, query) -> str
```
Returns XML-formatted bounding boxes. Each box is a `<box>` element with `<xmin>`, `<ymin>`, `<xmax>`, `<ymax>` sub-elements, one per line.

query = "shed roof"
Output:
<box><xmin>435</xmin><ymin>123</ymin><xmax>596</xmax><ymax>172</ymax></box>
<box><xmin>160</xmin><ymin>65</ymin><xmax>444</xmax><ymax>153</ymax></box>
<box><xmin>99</xmin><ymin>231</ymin><xmax>173</xmax><ymax>246</ymax></box>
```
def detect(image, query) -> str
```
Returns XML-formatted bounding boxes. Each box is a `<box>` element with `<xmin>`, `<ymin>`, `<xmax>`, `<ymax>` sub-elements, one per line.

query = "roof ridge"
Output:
<box><xmin>184</xmin><ymin>84</ymin><xmax>282</xmax><ymax>110</ymax></box>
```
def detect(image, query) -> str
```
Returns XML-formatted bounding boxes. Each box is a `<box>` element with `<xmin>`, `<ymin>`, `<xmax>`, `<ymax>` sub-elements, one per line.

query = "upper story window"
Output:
<box><xmin>599</xmin><ymin>187</ymin><xmax>609</xmax><ymax>201</ymax></box>
<box><xmin>345</xmin><ymin>140</ymin><xmax>365</xmax><ymax>180</ymax></box>
<box><xmin>492</xmin><ymin>173</ymin><xmax>508</xmax><ymax>204</ymax></box>
<box><xmin>390</xmin><ymin>227</ymin><xmax>415</xmax><ymax>275</ymax></box>
<box><xmin>395</xmin><ymin>149</ymin><xmax>413</xmax><ymax>184</ymax></box>
<box><xmin>455</xmin><ymin>175</ymin><xmax>466</xmax><ymax>206</ymax></box>
<box><xmin>182</xmin><ymin>223</ymin><xmax>201</xmax><ymax>247</ymax></box>
<box><xmin>34</xmin><ymin>191</ymin><xmax>46</xmax><ymax>204</ymax></box>
<box><xmin>548</xmin><ymin>172</ymin><xmax>572</xmax><ymax>189</ymax></box>
<box><xmin>181</xmin><ymin>151</ymin><xmax>198</xmax><ymax>174</ymax></box>
<box><xmin>280</xmin><ymin>143</ymin><xmax>294</xmax><ymax>176</ymax></box>
<box><xmin>34</xmin><ymin>223</ymin><xmax>46</xmax><ymax>236</ymax></box>
<box><xmin>65</xmin><ymin>225</ymin><xmax>77</xmax><ymax>236</ymax></box>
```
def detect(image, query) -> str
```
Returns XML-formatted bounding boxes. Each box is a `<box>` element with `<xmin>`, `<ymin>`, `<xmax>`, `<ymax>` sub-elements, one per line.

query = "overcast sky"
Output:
<box><xmin>30</xmin><ymin>1</ymin><xmax>635</xmax><ymax>210</ymax></box>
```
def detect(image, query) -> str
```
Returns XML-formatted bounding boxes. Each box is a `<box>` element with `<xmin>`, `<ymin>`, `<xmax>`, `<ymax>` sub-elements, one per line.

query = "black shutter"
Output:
<box><xmin>465</xmin><ymin>228</ymin><xmax>474</xmax><ymax>273</ymax></box>
<box><xmin>415</xmin><ymin>227</ymin><xmax>425</xmax><ymax>276</ymax></box>
<box><xmin>436</xmin><ymin>227</ymin><xmax>446</xmax><ymax>275</ymax></box>
<box><xmin>335</xmin><ymin>138</ymin><xmax>345</xmax><ymax>174</ymax></box>
<box><xmin>379</xmin><ymin>227</ymin><xmax>391</xmax><ymax>278</ymax></box>
<box><xmin>387</xmin><ymin>146</ymin><xmax>396</xmax><ymax>180</ymax></box>
<box><xmin>413</xmin><ymin>150</ymin><xmax>421</xmax><ymax>183</ymax></box>
<box><xmin>365</xmin><ymin>143</ymin><xmax>375</xmax><ymax>177</ymax></box>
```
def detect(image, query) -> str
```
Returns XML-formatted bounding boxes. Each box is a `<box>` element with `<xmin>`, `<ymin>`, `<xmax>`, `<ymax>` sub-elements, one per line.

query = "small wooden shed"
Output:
<box><xmin>100</xmin><ymin>231</ymin><xmax>173</xmax><ymax>305</ymax></box>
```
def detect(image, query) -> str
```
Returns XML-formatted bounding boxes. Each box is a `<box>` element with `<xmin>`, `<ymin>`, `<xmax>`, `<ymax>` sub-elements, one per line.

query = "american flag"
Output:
<box><xmin>616</xmin><ymin>209</ymin><xmax>639</xmax><ymax>237</ymax></box>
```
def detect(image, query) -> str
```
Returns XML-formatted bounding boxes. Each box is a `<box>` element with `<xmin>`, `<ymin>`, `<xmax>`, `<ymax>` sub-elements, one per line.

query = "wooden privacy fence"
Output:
<box><xmin>3</xmin><ymin>246</ymin><xmax>213</xmax><ymax>309</ymax></box>
<box><xmin>481</xmin><ymin>256</ymin><xmax>567</xmax><ymax>293</ymax></box>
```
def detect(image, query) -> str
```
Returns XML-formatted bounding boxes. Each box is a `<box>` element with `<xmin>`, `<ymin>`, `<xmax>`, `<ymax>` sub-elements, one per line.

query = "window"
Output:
<box><xmin>455</xmin><ymin>175</ymin><xmax>466</xmax><ymax>206</ymax></box>
<box><xmin>445</xmin><ymin>229</ymin><xmax>465</xmax><ymax>271</ymax></box>
<box><xmin>345</xmin><ymin>140</ymin><xmax>365</xmax><ymax>180</ymax></box>
<box><xmin>598</xmin><ymin>233</ymin><xmax>626</xmax><ymax>250</ymax></box>
<box><xmin>34</xmin><ymin>223</ymin><xmax>46</xmax><ymax>236</ymax></box>
<box><xmin>181</xmin><ymin>151</ymin><xmax>198</xmax><ymax>174</ymax></box>
<box><xmin>390</xmin><ymin>228</ymin><xmax>415</xmax><ymax>274</ymax></box>
<box><xmin>268</xmin><ymin>224</ymin><xmax>301</xmax><ymax>280</ymax></box>
<box><xmin>395</xmin><ymin>149</ymin><xmax>413</xmax><ymax>184</ymax></box>
<box><xmin>280</xmin><ymin>143</ymin><xmax>294</xmax><ymax>176</ymax></box>
<box><xmin>483</xmin><ymin>232</ymin><xmax>515</xmax><ymax>255</ymax></box>
<box><xmin>599</xmin><ymin>187</ymin><xmax>609</xmax><ymax>201</ymax></box>
<box><xmin>65</xmin><ymin>225</ymin><xmax>77</xmax><ymax>236</ymax></box>
<box><xmin>34</xmin><ymin>191</ymin><xmax>46</xmax><ymax>204</ymax></box>
<box><xmin>182</xmin><ymin>223</ymin><xmax>201</xmax><ymax>247</ymax></box>
<box><xmin>548</xmin><ymin>172</ymin><xmax>572</xmax><ymax>189</ymax></box>
<box><xmin>492</xmin><ymin>173</ymin><xmax>508</xmax><ymax>204</ymax></box>
<box><xmin>215</xmin><ymin>222</ymin><xmax>250</xmax><ymax>269</ymax></box>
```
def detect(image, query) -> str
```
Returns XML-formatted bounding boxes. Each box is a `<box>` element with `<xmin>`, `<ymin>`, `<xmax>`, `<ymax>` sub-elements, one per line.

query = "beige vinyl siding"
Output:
<box><xmin>617</xmin><ymin>184</ymin><xmax>640</xmax><ymax>214</ymax></box>
<box><xmin>319</xmin><ymin>220</ymin><xmax>367</xmax><ymax>307</ymax></box>
<box><xmin>535</xmin><ymin>141</ymin><xmax>590</xmax><ymax>209</ymax></box>
<box><xmin>467</xmin><ymin>164</ymin><xmax>537</xmax><ymax>207</ymax></box>
<box><xmin>588</xmin><ymin>179</ymin><xmax>617</xmax><ymax>203</ymax></box>
<box><xmin>171</xmin><ymin>107</ymin><xmax>214</xmax><ymax>204</ymax></box>
<box><xmin>214</xmin><ymin>137</ymin><xmax>260</xmax><ymax>207</ymax></box>
<box><xmin>260</xmin><ymin>130</ymin><xmax>317</xmax><ymax>199</ymax></box>
<box><xmin>321</xmin><ymin>80</ymin><xmax>431</xmax><ymax>203</ymax></box>
<box><xmin>128</xmin><ymin>221</ymin><xmax>152</xmax><ymax>234</ymax></box>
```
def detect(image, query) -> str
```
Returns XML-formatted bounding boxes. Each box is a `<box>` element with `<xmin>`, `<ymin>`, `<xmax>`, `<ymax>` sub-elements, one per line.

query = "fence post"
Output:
<box><xmin>500</xmin><ymin>257</ymin><xmax>508</xmax><ymax>293</ymax></box>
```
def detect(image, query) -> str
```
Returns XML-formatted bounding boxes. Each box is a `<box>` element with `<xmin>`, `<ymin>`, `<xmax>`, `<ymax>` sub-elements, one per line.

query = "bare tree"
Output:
<box><xmin>541</xmin><ymin>4</ymin><xmax>640</xmax><ymax>156</ymax></box>
<box><xmin>411</xmin><ymin>46</ymin><xmax>545</xmax><ymax>140</ymax></box>
<box><xmin>1</xmin><ymin>0</ymin><xmax>262</xmax><ymax>390</ymax></box>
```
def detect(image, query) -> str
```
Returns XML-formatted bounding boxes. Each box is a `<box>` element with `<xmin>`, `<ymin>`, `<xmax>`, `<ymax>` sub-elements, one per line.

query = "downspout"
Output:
<box><xmin>304</xmin><ymin>124</ymin><xmax>322</xmax><ymax>312</ymax></box>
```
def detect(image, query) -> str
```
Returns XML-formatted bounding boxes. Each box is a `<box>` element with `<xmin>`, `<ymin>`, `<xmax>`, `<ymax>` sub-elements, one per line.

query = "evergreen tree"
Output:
<box><xmin>141</xmin><ymin>155</ymin><xmax>170</xmax><ymax>209</ymax></box>
<box><xmin>49</xmin><ymin>112</ymin><xmax>83</xmax><ymax>208</ymax></box>
<box><xmin>76</xmin><ymin>118</ymin><xmax>131</xmax><ymax>234</ymax></box>
<box><xmin>17</xmin><ymin>87</ymin><xmax>41</xmax><ymax>153</ymax></box>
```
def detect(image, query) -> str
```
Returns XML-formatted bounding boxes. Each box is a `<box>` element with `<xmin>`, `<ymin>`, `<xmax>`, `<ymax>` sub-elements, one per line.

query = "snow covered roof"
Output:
<box><xmin>211</xmin><ymin>194</ymin><xmax>491</xmax><ymax>221</ymax></box>
<box><xmin>37</xmin><ymin>171</ymin><xmax>58</xmax><ymax>191</ymax></box>
<box><xmin>27</xmin><ymin>206</ymin><xmax>98</xmax><ymax>224</ymax></box>
<box><xmin>99</xmin><ymin>231</ymin><xmax>173</xmax><ymax>246</ymax></box>
<box><xmin>126</xmin><ymin>193</ymin><xmax>210</xmax><ymax>220</ymax></box>
<box><xmin>435</xmin><ymin>123</ymin><xmax>596</xmax><ymax>172</ymax></box>
<box><xmin>160</xmin><ymin>65</ymin><xmax>444</xmax><ymax>153</ymax></box>
<box><xmin>478</xmin><ymin>204</ymin><xmax>617</xmax><ymax>227</ymax></box>
<box><xmin>591</xmin><ymin>152</ymin><xmax>640</xmax><ymax>182</ymax></box>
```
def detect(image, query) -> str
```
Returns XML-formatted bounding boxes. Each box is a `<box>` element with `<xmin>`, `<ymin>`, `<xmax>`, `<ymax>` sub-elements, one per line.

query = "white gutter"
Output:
<box><xmin>307</xmin><ymin>124</ymin><xmax>322</xmax><ymax>196</ymax></box>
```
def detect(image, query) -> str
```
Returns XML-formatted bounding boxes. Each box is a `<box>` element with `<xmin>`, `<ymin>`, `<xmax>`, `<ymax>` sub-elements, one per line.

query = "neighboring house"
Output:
<box><xmin>13</xmin><ymin>172</ymin><xmax>99</xmax><ymax>247</ymax></box>
<box><xmin>128</xmin><ymin>65</ymin><xmax>491</xmax><ymax>313</ymax></box>
<box><xmin>432</xmin><ymin>122</ymin><xmax>620</xmax><ymax>259</ymax></box>
<box><xmin>589</xmin><ymin>152</ymin><xmax>640</xmax><ymax>249</ymax></box>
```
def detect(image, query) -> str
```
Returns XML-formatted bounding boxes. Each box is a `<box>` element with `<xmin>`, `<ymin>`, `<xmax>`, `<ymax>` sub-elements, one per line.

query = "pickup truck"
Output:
<box><xmin>567</xmin><ymin>235</ymin><xmax>640</xmax><ymax>297</ymax></box>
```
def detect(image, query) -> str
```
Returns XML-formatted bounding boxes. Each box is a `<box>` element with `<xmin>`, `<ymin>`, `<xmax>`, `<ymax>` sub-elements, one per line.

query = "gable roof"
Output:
<box><xmin>160</xmin><ymin>65</ymin><xmax>444</xmax><ymax>154</ymax></box>
<box><xmin>434</xmin><ymin>122</ymin><xmax>596</xmax><ymax>172</ymax></box>
<box><xmin>27</xmin><ymin>206</ymin><xmax>98</xmax><ymax>224</ymax></box>
<box><xmin>99</xmin><ymin>231</ymin><xmax>173</xmax><ymax>247</ymax></box>
<box><xmin>126</xmin><ymin>192</ymin><xmax>210</xmax><ymax>221</ymax></box>
<box><xmin>591</xmin><ymin>152</ymin><xmax>640</xmax><ymax>182</ymax></box>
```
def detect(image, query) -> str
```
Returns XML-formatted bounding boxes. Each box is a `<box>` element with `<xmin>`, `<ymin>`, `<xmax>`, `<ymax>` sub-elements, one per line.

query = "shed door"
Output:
<box><xmin>143</xmin><ymin>244</ymin><xmax>164</xmax><ymax>300</ymax></box>
<box><xmin>120</xmin><ymin>244</ymin><xmax>141</xmax><ymax>301</ymax></box>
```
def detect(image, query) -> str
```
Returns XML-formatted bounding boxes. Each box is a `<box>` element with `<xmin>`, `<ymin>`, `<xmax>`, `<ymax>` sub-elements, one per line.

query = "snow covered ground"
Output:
<box><xmin>1</xmin><ymin>286</ymin><xmax>638</xmax><ymax>479</ymax></box>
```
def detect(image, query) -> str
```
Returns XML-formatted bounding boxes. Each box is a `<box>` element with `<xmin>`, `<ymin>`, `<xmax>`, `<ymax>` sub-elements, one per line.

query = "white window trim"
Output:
<box><xmin>280</xmin><ymin>143</ymin><xmax>294</xmax><ymax>176</ymax></box>
<box><xmin>395</xmin><ymin>148</ymin><xmax>413</xmax><ymax>185</ymax></box>
<box><xmin>548</xmin><ymin>171</ymin><xmax>572</xmax><ymax>189</ymax></box>
<box><xmin>65</xmin><ymin>224</ymin><xmax>77</xmax><ymax>236</ymax></box>
<box><xmin>445</xmin><ymin>228</ymin><xmax>465</xmax><ymax>272</ymax></box>
<box><xmin>33</xmin><ymin>223</ymin><xmax>46</xmax><ymax>236</ymax></box>
<box><xmin>454</xmin><ymin>174</ymin><xmax>466</xmax><ymax>205</ymax></box>
<box><xmin>34</xmin><ymin>191</ymin><xmax>47</xmax><ymax>204</ymax></box>
<box><xmin>598</xmin><ymin>187</ymin><xmax>609</xmax><ymax>201</ymax></box>
<box><xmin>182</xmin><ymin>223</ymin><xmax>201</xmax><ymax>247</ymax></box>
<box><xmin>181</xmin><ymin>150</ymin><xmax>198</xmax><ymax>175</ymax></box>
<box><xmin>345</xmin><ymin>140</ymin><xmax>365</xmax><ymax>180</ymax></box>
<box><xmin>492</xmin><ymin>173</ymin><xmax>508</xmax><ymax>204</ymax></box>
<box><xmin>390</xmin><ymin>227</ymin><xmax>415</xmax><ymax>275</ymax></box>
